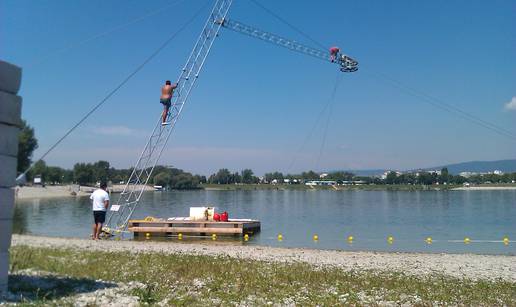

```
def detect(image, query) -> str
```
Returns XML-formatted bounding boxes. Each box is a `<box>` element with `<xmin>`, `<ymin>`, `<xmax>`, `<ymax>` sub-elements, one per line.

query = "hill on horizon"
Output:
<box><xmin>336</xmin><ymin>159</ymin><xmax>516</xmax><ymax>176</ymax></box>
<box><xmin>429</xmin><ymin>159</ymin><xmax>516</xmax><ymax>174</ymax></box>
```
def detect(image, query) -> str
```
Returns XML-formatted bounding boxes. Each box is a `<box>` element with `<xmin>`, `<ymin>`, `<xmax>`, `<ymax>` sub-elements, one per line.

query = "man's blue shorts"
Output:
<box><xmin>160</xmin><ymin>98</ymin><xmax>171</xmax><ymax>108</ymax></box>
<box><xmin>93</xmin><ymin>211</ymin><xmax>106</xmax><ymax>224</ymax></box>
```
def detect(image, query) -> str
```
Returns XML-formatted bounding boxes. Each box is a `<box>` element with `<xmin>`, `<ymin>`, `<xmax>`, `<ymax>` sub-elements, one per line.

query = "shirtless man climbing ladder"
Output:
<box><xmin>160</xmin><ymin>80</ymin><xmax>178</xmax><ymax>125</ymax></box>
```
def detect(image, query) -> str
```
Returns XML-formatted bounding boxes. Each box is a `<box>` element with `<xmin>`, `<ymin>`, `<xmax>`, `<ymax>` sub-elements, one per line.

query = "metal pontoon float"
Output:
<box><xmin>128</xmin><ymin>217</ymin><xmax>260</xmax><ymax>237</ymax></box>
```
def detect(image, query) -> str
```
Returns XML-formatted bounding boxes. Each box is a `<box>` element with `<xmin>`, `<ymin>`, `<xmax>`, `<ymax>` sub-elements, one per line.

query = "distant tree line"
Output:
<box><xmin>206</xmin><ymin>167</ymin><xmax>516</xmax><ymax>186</ymax></box>
<box><xmin>382</xmin><ymin>168</ymin><xmax>516</xmax><ymax>185</ymax></box>
<box><xmin>208</xmin><ymin>169</ymin><xmax>259</xmax><ymax>184</ymax></box>
<box><xmin>27</xmin><ymin>160</ymin><xmax>206</xmax><ymax>190</ymax></box>
<box><xmin>24</xmin><ymin>162</ymin><xmax>516</xmax><ymax>189</ymax></box>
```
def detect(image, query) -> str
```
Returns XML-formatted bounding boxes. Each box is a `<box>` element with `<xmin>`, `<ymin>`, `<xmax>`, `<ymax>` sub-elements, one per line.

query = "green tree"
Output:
<box><xmin>170</xmin><ymin>173</ymin><xmax>199</xmax><ymax>189</ymax></box>
<box><xmin>241</xmin><ymin>169</ymin><xmax>257</xmax><ymax>184</ymax></box>
<box><xmin>417</xmin><ymin>172</ymin><xmax>435</xmax><ymax>185</ymax></box>
<box><xmin>30</xmin><ymin>160</ymin><xmax>47</xmax><ymax>182</ymax></box>
<box><xmin>46</xmin><ymin>166</ymin><xmax>64</xmax><ymax>184</ymax></box>
<box><xmin>385</xmin><ymin>171</ymin><xmax>398</xmax><ymax>185</ymax></box>
<box><xmin>329</xmin><ymin>171</ymin><xmax>354</xmax><ymax>183</ymax></box>
<box><xmin>153</xmin><ymin>171</ymin><xmax>171</xmax><ymax>187</ymax></box>
<box><xmin>232</xmin><ymin>172</ymin><xmax>241</xmax><ymax>184</ymax></box>
<box><xmin>301</xmin><ymin>171</ymin><xmax>318</xmax><ymax>180</ymax></box>
<box><xmin>209</xmin><ymin>169</ymin><xmax>232</xmax><ymax>184</ymax></box>
<box><xmin>271</xmin><ymin>172</ymin><xmax>284</xmax><ymax>182</ymax></box>
<box><xmin>17</xmin><ymin>120</ymin><xmax>38</xmax><ymax>173</ymax></box>
<box><xmin>92</xmin><ymin>160</ymin><xmax>110</xmax><ymax>182</ymax></box>
<box><xmin>62</xmin><ymin>169</ymin><xmax>74</xmax><ymax>183</ymax></box>
<box><xmin>73</xmin><ymin>163</ymin><xmax>93</xmax><ymax>185</ymax></box>
<box><xmin>439</xmin><ymin>168</ymin><xmax>449</xmax><ymax>183</ymax></box>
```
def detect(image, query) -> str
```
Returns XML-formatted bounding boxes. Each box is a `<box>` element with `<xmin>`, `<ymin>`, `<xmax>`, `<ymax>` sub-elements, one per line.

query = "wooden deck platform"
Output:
<box><xmin>128</xmin><ymin>217</ymin><xmax>261</xmax><ymax>237</ymax></box>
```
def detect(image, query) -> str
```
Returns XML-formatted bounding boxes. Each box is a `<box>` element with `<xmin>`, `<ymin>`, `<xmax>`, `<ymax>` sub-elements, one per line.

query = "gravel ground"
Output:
<box><xmin>11</xmin><ymin>234</ymin><xmax>516</xmax><ymax>282</ymax></box>
<box><xmin>2</xmin><ymin>268</ymin><xmax>142</xmax><ymax>306</ymax></box>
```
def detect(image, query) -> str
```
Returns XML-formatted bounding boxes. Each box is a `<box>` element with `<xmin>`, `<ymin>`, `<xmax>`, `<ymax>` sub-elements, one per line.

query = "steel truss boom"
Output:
<box><xmin>218</xmin><ymin>18</ymin><xmax>358</xmax><ymax>72</ymax></box>
<box><xmin>103</xmin><ymin>0</ymin><xmax>233</xmax><ymax>236</ymax></box>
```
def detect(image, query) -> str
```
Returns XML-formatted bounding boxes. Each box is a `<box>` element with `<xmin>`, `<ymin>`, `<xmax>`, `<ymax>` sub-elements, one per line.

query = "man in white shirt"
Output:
<box><xmin>90</xmin><ymin>182</ymin><xmax>110</xmax><ymax>240</ymax></box>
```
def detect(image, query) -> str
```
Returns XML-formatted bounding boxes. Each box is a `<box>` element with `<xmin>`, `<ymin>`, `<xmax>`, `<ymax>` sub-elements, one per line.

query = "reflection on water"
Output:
<box><xmin>14</xmin><ymin>189</ymin><xmax>516</xmax><ymax>255</ymax></box>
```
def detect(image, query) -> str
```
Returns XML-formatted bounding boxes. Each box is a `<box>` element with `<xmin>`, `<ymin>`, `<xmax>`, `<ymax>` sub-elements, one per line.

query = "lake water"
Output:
<box><xmin>13</xmin><ymin>189</ymin><xmax>516</xmax><ymax>255</ymax></box>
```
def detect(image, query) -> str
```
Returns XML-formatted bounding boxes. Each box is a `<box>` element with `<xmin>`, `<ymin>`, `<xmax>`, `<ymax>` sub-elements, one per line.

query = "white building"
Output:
<box><xmin>305</xmin><ymin>180</ymin><xmax>336</xmax><ymax>186</ymax></box>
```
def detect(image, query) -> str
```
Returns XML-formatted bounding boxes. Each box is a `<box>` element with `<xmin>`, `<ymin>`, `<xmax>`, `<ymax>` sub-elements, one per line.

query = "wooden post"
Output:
<box><xmin>0</xmin><ymin>60</ymin><xmax>22</xmax><ymax>297</ymax></box>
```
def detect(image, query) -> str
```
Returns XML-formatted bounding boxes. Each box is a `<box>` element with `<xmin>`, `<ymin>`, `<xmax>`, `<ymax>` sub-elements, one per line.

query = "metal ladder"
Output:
<box><xmin>103</xmin><ymin>0</ymin><xmax>233</xmax><ymax>236</ymax></box>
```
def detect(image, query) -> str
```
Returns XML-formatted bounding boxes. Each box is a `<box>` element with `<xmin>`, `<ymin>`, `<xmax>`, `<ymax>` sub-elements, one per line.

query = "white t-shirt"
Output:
<box><xmin>90</xmin><ymin>189</ymin><xmax>110</xmax><ymax>211</ymax></box>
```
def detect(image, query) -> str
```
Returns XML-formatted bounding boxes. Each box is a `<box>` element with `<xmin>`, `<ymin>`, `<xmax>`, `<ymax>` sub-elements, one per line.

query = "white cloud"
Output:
<box><xmin>92</xmin><ymin>125</ymin><xmax>144</xmax><ymax>136</ymax></box>
<box><xmin>504</xmin><ymin>96</ymin><xmax>516</xmax><ymax>110</ymax></box>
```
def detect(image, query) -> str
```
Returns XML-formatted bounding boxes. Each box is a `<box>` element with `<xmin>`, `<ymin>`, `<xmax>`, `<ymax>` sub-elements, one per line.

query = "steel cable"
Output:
<box><xmin>19</xmin><ymin>1</ymin><xmax>211</xmax><ymax>179</ymax></box>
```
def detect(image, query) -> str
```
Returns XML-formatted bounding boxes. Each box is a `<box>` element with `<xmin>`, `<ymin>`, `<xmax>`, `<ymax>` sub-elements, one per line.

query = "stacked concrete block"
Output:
<box><xmin>0</xmin><ymin>60</ymin><xmax>22</xmax><ymax>296</ymax></box>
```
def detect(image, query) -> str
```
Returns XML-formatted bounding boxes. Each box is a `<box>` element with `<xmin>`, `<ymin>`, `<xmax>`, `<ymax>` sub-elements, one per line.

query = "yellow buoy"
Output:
<box><xmin>178</xmin><ymin>233</ymin><xmax>183</xmax><ymax>240</ymax></box>
<box><xmin>503</xmin><ymin>237</ymin><xmax>509</xmax><ymax>245</ymax></box>
<box><xmin>347</xmin><ymin>235</ymin><xmax>354</xmax><ymax>243</ymax></box>
<box><xmin>277</xmin><ymin>234</ymin><xmax>283</xmax><ymax>242</ymax></box>
<box><xmin>145</xmin><ymin>233</ymin><xmax>151</xmax><ymax>239</ymax></box>
<box><xmin>244</xmin><ymin>234</ymin><xmax>249</xmax><ymax>241</ymax></box>
<box><xmin>313</xmin><ymin>234</ymin><xmax>319</xmax><ymax>241</ymax></box>
<box><xmin>464</xmin><ymin>237</ymin><xmax>471</xmax><ymax>244</ymax></box>
<box><xmin>387</xmin><ymin>236</ymin><xmax>394</xmax><ymax>244</ymax></box>
<box><xmin>425</xmin><ymin>237</ymin><xmax>432</xmax><ymax>244</ymax></box>
<box><xmin>212</xmin><ymin>233</ymin><xmax>217</xmax><ymax>240</ymax></box>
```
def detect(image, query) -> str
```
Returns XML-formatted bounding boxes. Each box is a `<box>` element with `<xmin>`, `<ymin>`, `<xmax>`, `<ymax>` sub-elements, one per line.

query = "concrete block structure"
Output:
<box><xmin>0</xmin><ymin>60</ymin><xmax>22</xmax><ymax>296</ymax></box>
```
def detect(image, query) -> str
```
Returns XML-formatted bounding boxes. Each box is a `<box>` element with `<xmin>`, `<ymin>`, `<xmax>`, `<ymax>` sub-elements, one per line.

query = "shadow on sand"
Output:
<box><xmin>3</xmin><ymin>273</ymin><xmax>117</xmax><ymax>303</ymax></box>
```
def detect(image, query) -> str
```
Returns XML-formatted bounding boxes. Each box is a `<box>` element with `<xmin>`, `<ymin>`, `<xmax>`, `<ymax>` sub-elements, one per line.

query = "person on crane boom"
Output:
<box><xmin>160</xmin><ymin>80</ymin><xmax>178</xmax><ymax>125</ymax></box>
<box><xmin>329</xmin><ymin>46</ymin><xmax>340</xmax><ymax>62</ymax></box>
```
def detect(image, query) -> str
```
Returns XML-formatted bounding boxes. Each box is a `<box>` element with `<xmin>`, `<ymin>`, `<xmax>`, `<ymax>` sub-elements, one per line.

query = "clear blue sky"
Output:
<box><xmin>2</xmin><ymin>0</ymin><xmax>515</xmax><ymax>175</ymax></box>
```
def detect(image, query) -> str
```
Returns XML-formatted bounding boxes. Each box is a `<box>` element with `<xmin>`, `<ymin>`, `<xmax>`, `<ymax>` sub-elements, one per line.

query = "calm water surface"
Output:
<box><xmin>14</xmin><ymin>189</ymin><xmax>516</xmax><ymax>255</ymax></box>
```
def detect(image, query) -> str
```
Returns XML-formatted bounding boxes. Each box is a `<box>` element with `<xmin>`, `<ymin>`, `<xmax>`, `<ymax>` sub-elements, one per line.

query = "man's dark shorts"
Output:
<box><xmin>93</xmin><ymin>211</ymin><xmax>106</xmax><ymax>224</ymax></box>
<box><xmin>160</xmin><ymin>98</ymin><xmax>171</xmax><ymax>109</ymax></box>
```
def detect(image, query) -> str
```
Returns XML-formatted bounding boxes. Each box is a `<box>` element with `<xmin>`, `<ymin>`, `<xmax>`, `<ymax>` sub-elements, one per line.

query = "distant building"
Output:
<box><xmin>352</xmin><ymin>180</ymin><xmax>367</xmax><ymax>185</ymax></box>
<box><xmin>305</xmin><ymin>180</ymin><xmax>336</xmax><ymax>186</ymax></box>
<box><xmin>428</xmin><ymin>170</ymin><xmax>442</xmax><ymax>176</ymax></box>
<box><xmin>459</xmin><ymin>172</ymin><xmax>476</xmax><ymax>178</ymax></box>
<box><xmin>33</xmin><ymin>175</ymin><xmax>42</xmax><ymax>185</ymax></box>
<box><xmin>381</xmin><ymin>171</ymin><xmax>402</xmax><ymax>180</ymax></box>
<box><xmin>493</xmin><ymin>170</ymin><xmax>504</xmax><ymax>175</ymax></box>
<box><xmin>319</xmin><ymin>173</ymin><xmax>328</xmax><ymax>179</ymax></box>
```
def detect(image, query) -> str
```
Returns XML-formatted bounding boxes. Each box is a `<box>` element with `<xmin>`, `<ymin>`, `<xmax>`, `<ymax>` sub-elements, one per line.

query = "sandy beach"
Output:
<box><xmin>14</xmin><ymin>185</ymin><xmax>155</xmax><ymax>200</ymax></box>
<box><xmin>11</xmin><ymin>234</ymin><xmax>516</xmax><ymax>282</ymax></box>
<box><xmin>452</xmin><ymin>186</ymin><xmax>516</xmax><ymax>191</ymax></box>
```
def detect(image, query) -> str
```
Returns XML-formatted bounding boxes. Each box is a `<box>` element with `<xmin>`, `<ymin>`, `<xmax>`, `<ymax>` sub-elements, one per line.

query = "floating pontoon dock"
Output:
<box><xmin>128</xmin><ymin>217</ymin><xmax>260</xmax><ymax>237</ymax></box>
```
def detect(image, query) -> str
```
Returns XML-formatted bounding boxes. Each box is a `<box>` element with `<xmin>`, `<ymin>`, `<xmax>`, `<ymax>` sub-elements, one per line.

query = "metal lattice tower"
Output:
<box><xmin>219</xmin><ymin>18</ymin><xmax>358</xmax><ymax>72</ymax></box>
<box><xmin>103</xmin><ymin>0</ymin><xmax>233</xmax><ymax>235</ymax></box>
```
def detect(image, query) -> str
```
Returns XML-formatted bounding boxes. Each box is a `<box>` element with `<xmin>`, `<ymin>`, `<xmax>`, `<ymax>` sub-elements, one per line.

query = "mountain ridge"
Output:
<box><xmin>335</xmin><ymin>159</ymin><xmax>516</xmax><ymax>176</ymax></box>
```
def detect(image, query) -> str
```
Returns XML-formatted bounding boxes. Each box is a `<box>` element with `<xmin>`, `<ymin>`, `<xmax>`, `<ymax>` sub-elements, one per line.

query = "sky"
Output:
<box><xmin>2</xmin><ymin>0</ymin><xmax>515</xmax><ymax>176</ymax></box>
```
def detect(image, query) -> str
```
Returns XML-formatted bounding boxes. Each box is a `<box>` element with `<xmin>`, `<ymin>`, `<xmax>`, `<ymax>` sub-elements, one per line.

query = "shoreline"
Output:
<box><xmin>14</xmin><ymin>183</ymin><xmax>516</xmax><ymax>200</ymax></box>
<box><xmin>14</xmin><ymin>184</ymin><xmax>154</xmax><ymax>200</ymax></box>
<box><xmin>451</xmin><ymin>186</ymin><xmax>516</xmax><ymax>190</ymax></box>
<box><xmin>11</xmin><ymin>234</ymin><xmax>516</xmax><ymax>282</ymax></box>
